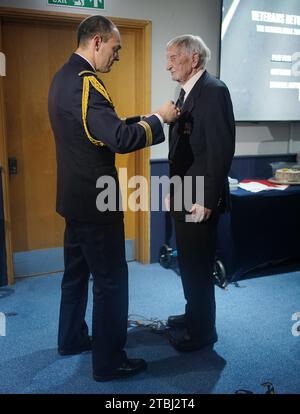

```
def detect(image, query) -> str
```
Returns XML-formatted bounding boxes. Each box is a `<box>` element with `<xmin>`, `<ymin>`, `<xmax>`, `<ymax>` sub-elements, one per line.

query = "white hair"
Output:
<box><xmin>167</xmin><ymin>34</ymin><xmax>211</xmax><ymax>68</ymax></box>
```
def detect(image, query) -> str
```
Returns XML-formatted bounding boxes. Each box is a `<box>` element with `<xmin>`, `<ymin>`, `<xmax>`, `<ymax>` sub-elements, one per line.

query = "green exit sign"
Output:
<box><xmin>48</xmin><ymin>0</ymin><xmax>105</xmax><ymax>10</ymax></box>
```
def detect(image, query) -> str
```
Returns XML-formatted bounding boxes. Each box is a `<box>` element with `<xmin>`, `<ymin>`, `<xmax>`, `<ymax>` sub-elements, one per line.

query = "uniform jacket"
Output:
<box><xmin>169</xmin><ymin>70</ymin><xmax>235</xmax><ymax>220</ymax></box>
<box><xmin>48</xmin><ymin>53</ymin><xmax>164</xmax><ymax>222</ymax></box>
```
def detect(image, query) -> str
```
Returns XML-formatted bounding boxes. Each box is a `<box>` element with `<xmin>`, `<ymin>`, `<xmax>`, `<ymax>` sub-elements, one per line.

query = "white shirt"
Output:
<box><xmin>182</xmin><ymin>69</ymin><xmax>205</xmax><ymax>102</ymax></box>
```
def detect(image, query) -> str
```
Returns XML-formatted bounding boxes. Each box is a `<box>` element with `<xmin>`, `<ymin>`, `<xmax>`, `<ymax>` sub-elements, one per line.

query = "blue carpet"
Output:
<box><xmin>13</xmin><ymin>240</ymin><xmax>134</xmax><ymax>277</ymax></box>
<box><xmin>0</xmin><ymin>262</ymin><xmax>299</xmax><ymax>394</ymax></box>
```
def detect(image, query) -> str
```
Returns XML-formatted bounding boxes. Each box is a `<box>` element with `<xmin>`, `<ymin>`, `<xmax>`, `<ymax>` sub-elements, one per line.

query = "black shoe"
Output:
<box><xmin>171</xmin><ymin>334</ymin><xmax>217</xmax><ymax>352</ymax></box>
<box><xmin>58</xmin><ymin>336</ymin><xmax>92</xmax><ymax>356</ymax></box>
<box><xmin>93</xmin><ymin>358</ymin><xmax>147</xmax><ymax>382</ymax></box>
<box><xmin>167</xmin><ymin>314</ymin><xmax>187</xmax><ymax>329</ymax></box>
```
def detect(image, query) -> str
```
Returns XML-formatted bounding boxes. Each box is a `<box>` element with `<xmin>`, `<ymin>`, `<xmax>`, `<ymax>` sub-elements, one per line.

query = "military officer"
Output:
<box><xmin>48</xmin><ymin>15</ymin><xmax>178</xmax><ymax>381</ymax></box>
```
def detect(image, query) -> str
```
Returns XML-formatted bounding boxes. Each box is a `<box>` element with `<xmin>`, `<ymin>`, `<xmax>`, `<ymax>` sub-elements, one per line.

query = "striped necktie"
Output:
<box><xmin>176</xmin><ymin>88</ymin><xmax>186</xmax><ymax>109</ymax></box>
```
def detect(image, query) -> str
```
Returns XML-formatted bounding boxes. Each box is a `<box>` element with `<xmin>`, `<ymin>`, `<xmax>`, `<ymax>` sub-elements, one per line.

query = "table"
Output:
<box><xmin>216</xmin><ymin>185</ymin><xmax>300</xmax><ymax>282</ymax></box>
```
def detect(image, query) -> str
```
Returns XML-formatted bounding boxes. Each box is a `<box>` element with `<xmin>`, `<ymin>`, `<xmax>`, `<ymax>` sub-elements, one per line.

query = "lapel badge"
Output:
<box><xmin>183</xmin><ymin>122</ymin><xmax>192</xmax><ymax>135</ymax></box>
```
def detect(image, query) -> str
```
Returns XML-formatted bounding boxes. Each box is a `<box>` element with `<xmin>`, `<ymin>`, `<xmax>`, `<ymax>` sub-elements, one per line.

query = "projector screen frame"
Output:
<box><xmin>219</xmin><ymin>0</ymin><xmax>300</xmax><ymax>123</ymax></box>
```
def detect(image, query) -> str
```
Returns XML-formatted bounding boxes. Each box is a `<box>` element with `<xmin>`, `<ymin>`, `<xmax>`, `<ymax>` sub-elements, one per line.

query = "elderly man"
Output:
<box><xmin>166</xmin><ymin>35</ymin><xmax>235</xmax><ymax>351</ymax></box>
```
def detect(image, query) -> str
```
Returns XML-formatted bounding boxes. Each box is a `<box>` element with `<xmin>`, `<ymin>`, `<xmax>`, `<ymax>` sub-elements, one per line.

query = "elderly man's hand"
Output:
<box><xmin>164</xmin><ymin>193</ymin><xmax>170</xmax><ymax>211</ymax></box>
<box><xmin>187</xmin><ymin>204</ymin><xmax>212</xmax><ymax>223</ymax></box>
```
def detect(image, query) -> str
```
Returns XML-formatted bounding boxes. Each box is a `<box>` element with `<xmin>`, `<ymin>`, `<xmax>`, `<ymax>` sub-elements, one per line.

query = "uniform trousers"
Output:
<box><xmin>174</xmin><ymin>212</ymin><xmax>219</xmax><ymax>340</ymax></box>
<box><xmin>58</xmin><ymin>219</ymin><xmax>128</xmax><ymax>374</ymax></box>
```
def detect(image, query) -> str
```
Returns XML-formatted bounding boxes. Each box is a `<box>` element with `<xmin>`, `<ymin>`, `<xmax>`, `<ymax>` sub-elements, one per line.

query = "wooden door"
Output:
<box><xmin>101</xmin><ymin>28</ymin><xmax>140</xmax><ymax>244</ymax></box>
<box><xmin>1</xmin><ymin>17</ymin><xmax>147</xmax><ymax>275</ymax></box>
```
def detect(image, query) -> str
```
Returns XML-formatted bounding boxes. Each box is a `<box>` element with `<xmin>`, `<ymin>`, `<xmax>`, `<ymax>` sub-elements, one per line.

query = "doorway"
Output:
<box><xmin>0</xmin><ymin>8</ymin><xmax>152</xmax><ymax>282</ymax></box>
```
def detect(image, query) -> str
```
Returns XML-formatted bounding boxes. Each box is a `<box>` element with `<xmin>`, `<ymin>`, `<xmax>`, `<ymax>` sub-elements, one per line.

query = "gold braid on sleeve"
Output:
<box><xmin>138</xmin><ymin>120</ymin><xmax>153</xmax><ymax>147</ymax></box>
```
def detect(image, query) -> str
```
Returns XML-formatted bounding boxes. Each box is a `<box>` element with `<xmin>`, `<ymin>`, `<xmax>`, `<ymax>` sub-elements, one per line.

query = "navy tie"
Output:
<box><xmin>176</xmin><ymin>88</ymin><xmax>186</xmax><ymax>109</ymax></box>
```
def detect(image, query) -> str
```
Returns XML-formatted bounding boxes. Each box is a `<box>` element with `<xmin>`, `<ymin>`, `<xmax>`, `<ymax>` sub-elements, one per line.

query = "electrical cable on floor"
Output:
<box><xmin>128</xmin><ymin>314</ymin><xmax>169</xmax><ymax>334</ymax></box>
<box><xmin>235</xmin><ymin>381</ymin><xmax>276</xmax><ymax>394</ymax></box>
<box><xmin>232</xmin><ymin>281</ymin><xmax>247</xmax><ymax>288</ymax></box>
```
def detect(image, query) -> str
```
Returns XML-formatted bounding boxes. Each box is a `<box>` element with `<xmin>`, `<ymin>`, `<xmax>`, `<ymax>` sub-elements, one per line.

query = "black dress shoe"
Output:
<box><xmin>171</xmin><ymin>334</ymin><xmax>217</xmax><ymax>352</ymax></box>
<box><xmin>167</xmin><ymin>314</ymin><xmax>187</xmax><ymax>329</ymax></box>
<box><xmin>58</xmin><ymin>336</ymin><xmax>92</xmax><ymax>356</ymax></box>
<box><xmin>93</xmin><ymin>358</ymin><xmax>147</xmax><ymax>382</ymax></box>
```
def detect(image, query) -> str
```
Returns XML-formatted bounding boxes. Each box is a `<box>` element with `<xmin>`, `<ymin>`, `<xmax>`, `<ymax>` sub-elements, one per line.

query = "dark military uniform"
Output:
<box><xmin>48</xmin><ymin>53</ymin><xmax>164</xmax><ymax>375</ymax></box>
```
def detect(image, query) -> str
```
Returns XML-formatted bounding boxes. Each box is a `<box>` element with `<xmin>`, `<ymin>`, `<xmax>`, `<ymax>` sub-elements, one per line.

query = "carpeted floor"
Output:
<box><xmin>0</xmin><ymin>261</ymin><xmax>299</xmax><ymax>394</ymax></box>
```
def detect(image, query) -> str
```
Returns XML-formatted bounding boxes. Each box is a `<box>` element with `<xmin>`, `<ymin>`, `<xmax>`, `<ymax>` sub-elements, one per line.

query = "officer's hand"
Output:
<box><xmin>157</xmin><ymin>101</ymin><xmax>179</xmax><ymax>124</ymax></box>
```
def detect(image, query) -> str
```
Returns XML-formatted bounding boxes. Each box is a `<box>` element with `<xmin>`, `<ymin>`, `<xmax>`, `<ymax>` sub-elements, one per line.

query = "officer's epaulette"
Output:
<box><xmin>78</xmin><ymin>70</ymin><xmax>97</xmax><ymax>77</ymax></box>
<box><xmin>78</xmin><ymin>70</ymin><xmax>113</xmax><ymax>105</ymax></box>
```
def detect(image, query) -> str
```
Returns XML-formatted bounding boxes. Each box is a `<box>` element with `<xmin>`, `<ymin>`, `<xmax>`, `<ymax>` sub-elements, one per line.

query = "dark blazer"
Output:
<box><xmin>169</xmin><ymin>70</ymin><xmax>235</xmax><ymax>220</ymax></box>
<box><xmin>48</xmin><ymin>53</ymin><xmax>164</xmax><ymax>223</ymax></box>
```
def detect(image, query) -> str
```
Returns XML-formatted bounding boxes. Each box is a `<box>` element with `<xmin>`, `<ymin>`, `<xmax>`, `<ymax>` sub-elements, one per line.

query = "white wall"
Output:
<box><xmin>235</xmin><ymin>122</ymin><xmax>300</xmax><ymax>156</ymax></box>
<box><xmin>0</xmin><ymin>0</ymin><xmax>299</xmax><ymax>158</ymax></box>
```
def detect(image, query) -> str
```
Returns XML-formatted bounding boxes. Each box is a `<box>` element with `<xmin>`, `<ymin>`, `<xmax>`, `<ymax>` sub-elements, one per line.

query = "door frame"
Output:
<box><xmin>0</xmin><ymin>7</ymin><xmax>152</xmax><ymax>284</ymax></box>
